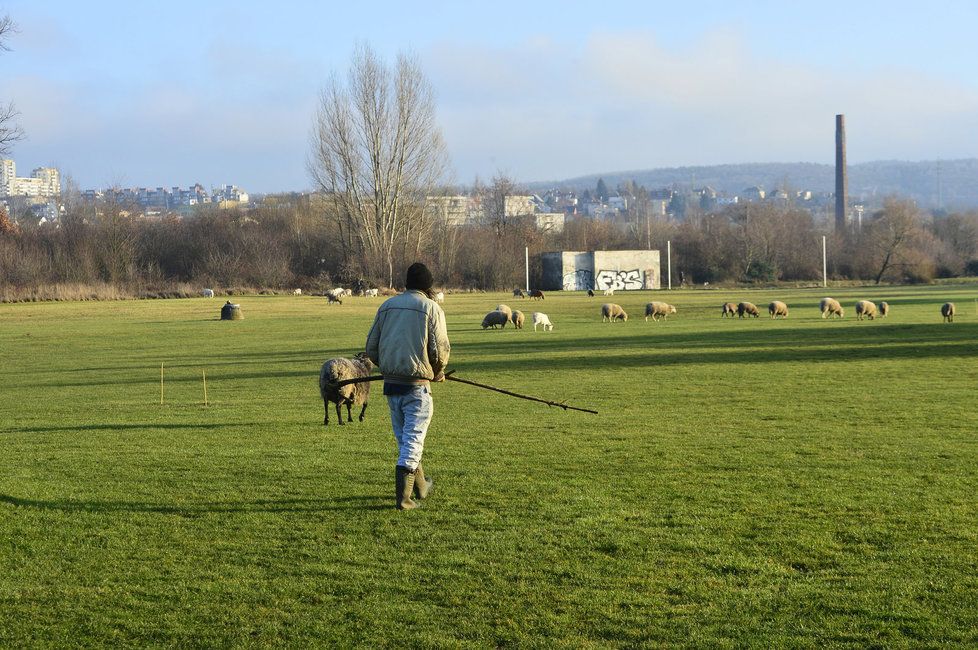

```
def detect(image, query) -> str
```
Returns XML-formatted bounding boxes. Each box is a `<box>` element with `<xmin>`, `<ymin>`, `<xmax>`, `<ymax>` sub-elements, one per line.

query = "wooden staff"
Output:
<box><xmin>332</xmin><ymin>371</ymin><xmax>597</xmax><ymax>415</ymax></box>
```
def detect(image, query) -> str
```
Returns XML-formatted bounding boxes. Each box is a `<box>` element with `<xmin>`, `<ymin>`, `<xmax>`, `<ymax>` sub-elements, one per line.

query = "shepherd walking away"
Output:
<box><xmin>365</xmin><ymin>263</ymin><xmax>451</xmax><ymax>510</ymax></box>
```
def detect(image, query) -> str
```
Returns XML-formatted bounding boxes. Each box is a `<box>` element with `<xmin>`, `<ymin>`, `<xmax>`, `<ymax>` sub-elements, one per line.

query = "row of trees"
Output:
<box><xmin>2</xmin><ymin>193</ymin><xmax>977</xmax><ymax>293</ymax></box>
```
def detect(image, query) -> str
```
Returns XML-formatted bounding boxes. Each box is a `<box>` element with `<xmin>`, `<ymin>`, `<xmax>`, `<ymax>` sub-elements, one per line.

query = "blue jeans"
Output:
<box><xmin>387</xmin><ymin>386</ymin><xmax>433</xmax><ymax>470</ymax></box>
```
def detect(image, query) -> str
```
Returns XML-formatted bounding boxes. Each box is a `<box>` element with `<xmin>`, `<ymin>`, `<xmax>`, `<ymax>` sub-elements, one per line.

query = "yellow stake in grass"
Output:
<box><xmin>203</xmin><ymin>369</ymin><xmax>208</xmax><ymax>406</ymax></box>
<box><xmin>160</xmin><ymin>362</ymin><xmax>164</xmax><ymax>405</ymax></box>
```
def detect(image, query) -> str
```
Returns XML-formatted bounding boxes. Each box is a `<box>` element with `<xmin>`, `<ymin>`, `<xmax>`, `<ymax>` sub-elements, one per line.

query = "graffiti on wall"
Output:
<box><xmin>595</xmin><ymin>269</ymin><xmax>643</xmax><ymax>291</ymax></box>
<box><xmin>562</xmin><ymin>269</ymin><xmax>594</xmax><ymax>291</ymax></box>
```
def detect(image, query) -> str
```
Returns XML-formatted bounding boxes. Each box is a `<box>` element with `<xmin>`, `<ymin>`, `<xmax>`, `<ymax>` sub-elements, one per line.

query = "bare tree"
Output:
<box><xmin>309</xmin><ymin>44</ymin><xmax>448</xmax><ymax>287</ymax></box>
<box><xmin>865</xmin><ymin>198</ymin><xmax>926</xmax><ymax>284</ymax></box>
<box><xmin>0</xmin><ymin>15</ymin><xmax>24</xmax><ymax>155</ymax></box>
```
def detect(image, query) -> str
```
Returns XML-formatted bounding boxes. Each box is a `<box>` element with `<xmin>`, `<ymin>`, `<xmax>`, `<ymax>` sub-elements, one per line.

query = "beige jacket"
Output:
<box><xmin>365</xmin><ymin>290</ymin><xmax>450</xmax><ymax>383</ymax></box>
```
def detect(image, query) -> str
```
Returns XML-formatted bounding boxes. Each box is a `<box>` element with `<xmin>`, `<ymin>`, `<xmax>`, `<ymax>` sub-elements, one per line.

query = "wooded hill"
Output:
<box><xmin>530</xmin><ymin>159</ymin><xmax>978</xmax><ymax>209</ymax></box>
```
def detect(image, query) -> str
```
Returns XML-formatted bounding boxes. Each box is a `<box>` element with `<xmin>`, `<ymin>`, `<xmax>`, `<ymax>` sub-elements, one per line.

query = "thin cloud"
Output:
<box><xmin>428</xmin><ymin>28</ymin><xmax>978</xmax><ymax>183</ymax></box>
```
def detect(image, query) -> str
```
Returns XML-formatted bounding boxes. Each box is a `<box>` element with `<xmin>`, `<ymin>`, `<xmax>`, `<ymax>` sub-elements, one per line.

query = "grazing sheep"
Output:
<box><xmin>855</xmin><ymin>300</ymin><xmax>877</xmax><ymax>320</ymax></box>
<box><xmin>202</xmin><ymin>288</ymin><xmax>215</xmax><ymax>298</ymax></box>
<box><xmin>532</xmin><ymin>312</ymin><xmax>554</xmax><ymax>331</ymax></box>
<box><xmin>602</xmin><ymin>303</ymin><xmax>628</xmax><ymax>322</ymax></box>
<box><xmin>342</xmin><ymin>288</ymin><xmax>353</xmax><ymax>297</ymax></box>
<box><xmin>721</xmin><ymin>302</ymin><xmax>737</xmax><ymax>318</ymax></box>
<box><xmin>495</xmin><ymin>304</ymin><xmax>513</xmax><ymax>320</ymax></box>
<box><xmin>511</xmin><ymin>310</ymin><xmax>525</xmax><ymax>329</ymax></box>
<box><xmin>603</xmin><ymin>287</ymin><xmax>615</xmax><ymax>296</ymax></box>
<box><xmin>513</xmin><ymin>288</ymin><xmax>525</xmax><ymax>298</ymax></box>
<box><xmin>481</xmin><ymin>310</ymin><xmax>509</xmax><ymax>329</ymax></box>
<box><xmin>587</xmin><ymin>289</ymin><xmax>595</xmax><ymax>297</ymax></box>
<box><xmin>645</xmin><ymin>301</ymin><xmax>676</xmax><ymax>322</ymax></box>
<box><xmin>364</xmin><ymin>288</ymin><xmax>379</xmax><ymax>298</ymax></box>
<box><xmin>319</xmin><ymin>352</ymin><xmax>375</xmax><ymax>426</ymax></box>
<box><xmin>292</xmin><ymin>288</ymin><xmax>302</xmax><ymax>296</ymax></box>
<box><xmin>768</xmin><ymin>301</ymin><xmax>789</xmax><ymax>319</ymax></box>
<box><xmin>941</xmin><ymin>302</ymin><xmax>956</xmax><ymax>322</ymax></box>
<box><xmin>737</xmin><ymin>302</ymin><xmax>760</xmax><ymax>318</ymax></box>
<box><xmin>434</xmin><ymin>291</ymin><xmax>444</xmax><ymax>303</ymax></box>
<box><xmin>326</xmin><ymin>293</ymin><xmax>343</xmax><ymax>305</ymax></box>
<box><xmin>529</xmin><ymin>290</ymin><xmax>545</xmax><ymax>300</ymax></box>
<box><xmin>327</xmin><ymin>287</ymin><xmax>345</xmax><ymax>299</ymax></box>
<box><xmin>820</xmin><ymin>297</ymin><xmax>844</xmax><ymax>319</ymax></box>
<box><xmin>879</xmin><ymin>301</ymin><xmax>890</xmax><ymax>318</ymax></box>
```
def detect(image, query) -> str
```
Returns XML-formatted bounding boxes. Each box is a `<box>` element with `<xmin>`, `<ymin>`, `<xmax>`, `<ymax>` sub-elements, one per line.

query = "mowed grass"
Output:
<box><xmin>1</xmin><ymin>285</ymin><xmax>977</xmax><ymax>647</ymax></box>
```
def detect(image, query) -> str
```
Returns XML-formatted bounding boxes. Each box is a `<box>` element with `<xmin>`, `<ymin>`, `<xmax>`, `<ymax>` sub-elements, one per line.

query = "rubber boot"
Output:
<box><xmin>395</xmin><ymin>465</ymin><xmax>419</xmax><ymax>510</ymax></box>
<box><xmin>413</xmin><ymin>463</ymin><xmax>433</xmax><ymax>500</ymax></box>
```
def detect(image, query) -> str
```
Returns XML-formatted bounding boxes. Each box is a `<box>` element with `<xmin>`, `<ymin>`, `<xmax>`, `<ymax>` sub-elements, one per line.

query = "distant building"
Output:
<box><xmin>540</xmin><ymin>250</ymin><xmax>661</xmax><ymax>291</ymax></box>
<box><xmin>82</xmin><ymin>183</ymin><xmax>243</xmax><ymax>213</ymax></box>
<box><xmin>213</xmin><ymin>184</ymin><xmax>249</xmax><ymax>206</ymax></box>
<box><xmin>426</xmin><ymin>195</ymin><xmax>471</xmax><ymax>227</ymax></box>
<box><xmin>0</xmin><ymin>159</ymin><xmax>15</xmax><ymax>196</ymax></box>
<box><xmin>742</xmin><ymin>186</ymin><xmax>766</xmax><ymax>202</ymax></box>
<box><xmin>535</xmin><ymin>212</ymin><xmax>565</xmax><ymax>233</ymax></box>
<box><xmin>0</xmin><ymin>160</ymin><xmax>61</xmax><ymax>198</ymax></box>
<box><xmin>503</xmin><ymin>195</ymin><xmax>535</xmax><ymax>217</ymax></box>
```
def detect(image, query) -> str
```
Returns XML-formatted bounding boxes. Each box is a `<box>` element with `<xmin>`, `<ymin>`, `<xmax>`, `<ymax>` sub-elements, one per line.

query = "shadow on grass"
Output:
<box><xmin>2</xmin><ymin>422</ymin><xmax>265</xmax><ymax>434</ymax></box>
<box><xmin>449</xmin><ymin>322</ymin><xmax>978</xmax><ymax>371</ymax></box>
<box><xmin>0</xmin><ymin>494</ymin><xmax>389</xmax><ymax>513</ymax></box>
<box><xmin>10</xmin><ymin>368</ymin><xmax>316</xmax><ymax>389</ymax></box>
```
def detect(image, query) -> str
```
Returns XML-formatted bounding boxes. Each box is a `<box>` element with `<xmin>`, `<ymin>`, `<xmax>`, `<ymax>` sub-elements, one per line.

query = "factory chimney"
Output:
<box><xmin>835</xmin><ymin>114</ymin><xmax>848</xmax><ymax>233</ymax></box>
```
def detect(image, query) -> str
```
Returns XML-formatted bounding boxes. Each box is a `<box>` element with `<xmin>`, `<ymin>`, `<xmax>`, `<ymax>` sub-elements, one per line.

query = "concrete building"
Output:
<box><xmin>540</xmin><ymin>249</ymin><xmax>661</xmax><ymax>291</ymax></box>
<box><xmin>0</xmin><ymin>160</ymin><xmax>61</xmax><ymax>198</ymax></box>
<box><xmin>504</xmin><ymin>195</ymin><xmax>536</xmax><ymax>217</ymax></box>
<box><xmin>426</xmin><ymin>195</ymin><xmax>471</xmax><ymax>227</ymax></box>
<box><xmin>0</xmin><ymin>159</ymin><xmax>15</xmax><ymax>196</ymax></box>
<box><xmin>32</xmin><ymin>167</ymin><xmax>60</xmax><ymax>196</ymax></box>
<box><xmin>534</xmin><ymin>212</ymin><xmax>565</xmax><ymax>233</ymax></box>
<box><xmin>742</xmin><ymin>186</ymin><xmax>766</xmax><ymax>202</ymax></box>
<box><xmin>214</xmin><ymin>184</ymin><xmax>249</xmax><ymax>206</ymax></box>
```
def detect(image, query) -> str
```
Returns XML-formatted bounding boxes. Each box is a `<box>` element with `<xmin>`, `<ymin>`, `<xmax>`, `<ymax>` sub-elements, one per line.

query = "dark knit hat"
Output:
<box><xmin>405</xmin><ymin>262</ymin><xmax>434</xmax><ymax>291</ymax></box>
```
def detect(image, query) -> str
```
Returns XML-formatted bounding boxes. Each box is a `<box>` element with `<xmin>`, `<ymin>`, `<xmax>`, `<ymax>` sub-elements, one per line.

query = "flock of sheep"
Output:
<box><xmin>323</xmin><ymin>286</ymin><xmax>445</xmax><ymax>305</ymax></box>
<box><xmin>481</xmin><ymin>303</ymin><xmax>554</xmax><ymax>331</ymax></box>
<box><xmin>479</xmin><ymin>292</ymin><xmax>961</xmax><ymax>330</ymax></box>
<box><xmin>319</xmin><ymin>288</ymin><xmax>961</xmax><ymax>424</ymax></box>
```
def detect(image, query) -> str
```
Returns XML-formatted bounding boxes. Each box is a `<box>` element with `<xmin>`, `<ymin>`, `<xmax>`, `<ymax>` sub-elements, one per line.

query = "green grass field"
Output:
<box><xmin>2</xmin><ymin>285</ymin><xmax>977</xmax><ymax>646</ymax></box>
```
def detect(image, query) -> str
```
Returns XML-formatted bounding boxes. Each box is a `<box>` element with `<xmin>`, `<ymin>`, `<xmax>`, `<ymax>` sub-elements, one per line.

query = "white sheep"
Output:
<box><xmin>855</xmin><ymin>300</ymin><xmax>877</xmax><ymax>320</ymax></box>
<box><xmin>737</xmin><ymin>302</ymin><xmax>760</xmax><ymax>318</ymax></box>
<box><xmin>495</xmin><ymin>304</ymin><xmax>513</xmax><ymax>320</ymax></box>
<box><xmin>603</xmin><ymin>287</ymin><xmax>615</xmax><ymax>296</ymax></box>
<box><xmin>879</xmin><ymin>301</ymin><xmax>890</xmax><ymax>318</ymax></box>
<box><xmin>365</xmin><ymin>288</ymin><xmax>379</xmax><ymax>298</ymax></box>
<box><xmin>481</xmin><ymin>310</ymin><xmax>509</xmax><ymax>329</ymax></box>
<box><xmin>645</xmin><ymin>302</ymin><xmax>676</xmax><ymax>322</ymax></box>
<box><xmin>292</xmin><ymin>288</ymin><xmax>302</xmax><ymax>296</ymax></box>
<box><xmin>721</xmin><ymin>302</ymin><xmax>737</xmax><ymax>318</ymax></box>
<box><xmin>820</xmin><ymin>297</ymin><xmax>844</xmax><ymax>318</ymax></box>
<box><xmin>511</xmin><ymin>310</ymin><xmax>525</xmax><ymax>329</ymax></box>
<box><xmin>941</xmin><ymin>302</ymin><xmax>956</xmax><ymax>322</ymax></box>
<box><xmin>327</xmin><ymin>287</ymin><xmax>345</xmax><ymax>299</ymax></box>
<box><xmin>342</xmin><ymin>288</ymin><xmax>353</xmax><ymax>297</ymax></box>
<box><xmin>602</xmin><ymin>303</ymin><xmax>628</xmax><ymax>322</ymax></box>
<box><xmin>768</xmin><ymin>301</ymin><xmax>789</xmax><ymax>319</ymax></box>
<box><xmin>319</xmin><ymin>352</ymin><xmax>375</xmax><ymax>426</ymax></box>
<box><xmin>435</xmin><ymin>291</ymin><xmax>445</xmax><ymax>303</ymax></box>
<box><xmin>202</xmin><ymin>288</ymin><xmax>215</xmax><ymax>298</ymax></box>
<box><xmin>532</xmin><ymin>312</ymin><xmax>553</xmax><ymax>331</ymax></box>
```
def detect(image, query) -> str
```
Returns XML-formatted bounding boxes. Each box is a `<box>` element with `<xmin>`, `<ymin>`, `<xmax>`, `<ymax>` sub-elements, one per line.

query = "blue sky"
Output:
<box><xmin>3</xmin><ymin>0</ymin><xmax>978</xmax><ymax>192</ymax></box>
